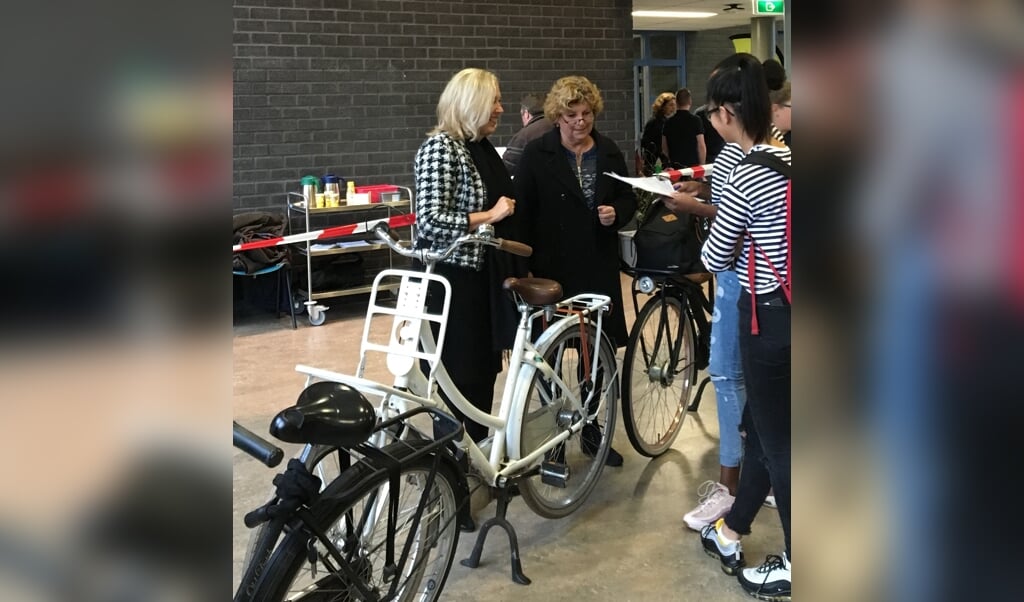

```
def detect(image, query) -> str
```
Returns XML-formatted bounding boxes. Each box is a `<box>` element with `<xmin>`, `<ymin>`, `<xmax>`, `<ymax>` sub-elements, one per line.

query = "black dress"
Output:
<box><xmin>426</xmin><ymin>137</ymin><xmax>526</xmax><ymax>441</ymax></box>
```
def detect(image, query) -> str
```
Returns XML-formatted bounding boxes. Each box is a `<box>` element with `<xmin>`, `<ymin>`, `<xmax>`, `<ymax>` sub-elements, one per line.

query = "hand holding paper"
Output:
<box><xmin>602</xmin><ymin>172</ymin><xmax>675</xmax><ymax>196</ymax></box>
<box><xmin>603</xmin><ymin>163</ymin><xmax>714</xmax><ymax>197</ymax></box>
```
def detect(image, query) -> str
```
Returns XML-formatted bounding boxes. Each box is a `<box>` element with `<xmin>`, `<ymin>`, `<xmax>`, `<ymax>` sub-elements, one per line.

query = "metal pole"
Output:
<box><xmin>750</xmin><ymin>16</ymin><xmax>776</xmax><ymax>62</ymax></box>
<box><xmin>783</xmin><ymin>8</ymin><xmax>791</xmax><ymax>75</ymax></box>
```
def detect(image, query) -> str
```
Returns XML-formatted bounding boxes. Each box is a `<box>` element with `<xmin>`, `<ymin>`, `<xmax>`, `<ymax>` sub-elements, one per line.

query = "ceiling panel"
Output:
<box><xmin>632</xmin><ymin>0</ymin><xmax>784</xmax><ymax>31</ymax></box>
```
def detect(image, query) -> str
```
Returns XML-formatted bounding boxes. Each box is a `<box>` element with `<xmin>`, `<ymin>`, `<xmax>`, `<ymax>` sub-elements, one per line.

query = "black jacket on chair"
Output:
<box><xmin>513</xmin><ymin>127</ymin><xmax>637</xmax><ymax>346</ymax></box>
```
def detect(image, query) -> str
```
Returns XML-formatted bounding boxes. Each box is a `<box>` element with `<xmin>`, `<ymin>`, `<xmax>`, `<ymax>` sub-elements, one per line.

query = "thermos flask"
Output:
<box><xmin>301</xmin><ymin>175</ymin><xmax>320</xmax><ymax>208</ymax></box>
<box><xmin>322</xmin><ymin>174</ymin><xmax>343</xmax><ymax>207</ymax></box>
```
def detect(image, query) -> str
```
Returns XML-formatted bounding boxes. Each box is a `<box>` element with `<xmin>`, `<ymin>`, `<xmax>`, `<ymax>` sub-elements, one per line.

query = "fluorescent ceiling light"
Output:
<box><xmin>632</xmin><ymin>10</ymin><xmax>717</xmax><ymax>18</ymax></box>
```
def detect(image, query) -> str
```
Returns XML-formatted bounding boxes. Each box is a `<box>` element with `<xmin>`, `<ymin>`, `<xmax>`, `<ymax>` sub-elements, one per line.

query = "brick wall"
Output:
<box><xmin>233</xmin><ymin>0</ymin><xmax>635</xmax><ymax>213</ymax></box>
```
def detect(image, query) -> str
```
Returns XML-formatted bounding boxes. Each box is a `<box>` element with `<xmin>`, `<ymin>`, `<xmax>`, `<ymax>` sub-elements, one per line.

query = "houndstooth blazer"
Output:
<box><xmin>413</xmin><ymin>132</ymin><xmax>488</xmax><ymax>270</ymax></box>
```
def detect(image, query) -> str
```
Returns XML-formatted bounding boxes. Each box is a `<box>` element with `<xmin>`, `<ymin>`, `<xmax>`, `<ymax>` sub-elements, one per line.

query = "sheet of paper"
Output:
<box><xmin>603</xmin><ymin>172</ymin><xmax>676</xmax><ymax>196</ymax></box>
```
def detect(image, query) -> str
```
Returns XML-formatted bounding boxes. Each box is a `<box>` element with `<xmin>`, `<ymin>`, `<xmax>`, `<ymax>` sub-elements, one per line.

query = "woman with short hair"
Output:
<box><xmin>514</xmin><ymin>75</ymin><xmax>637</xmax><ymax>467</ymax></box>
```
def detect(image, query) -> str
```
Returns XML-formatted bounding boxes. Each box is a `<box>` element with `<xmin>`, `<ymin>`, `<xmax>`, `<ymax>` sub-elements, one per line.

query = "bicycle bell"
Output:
<box><xmin>638</xmin><ymin>276</ymin><xmax>656</xmax><ymax>294</ymax></box>
<box><xmin>476</xmin><ymin>223</ymin><xmax>495</xmax><ymax>238</ymax></box>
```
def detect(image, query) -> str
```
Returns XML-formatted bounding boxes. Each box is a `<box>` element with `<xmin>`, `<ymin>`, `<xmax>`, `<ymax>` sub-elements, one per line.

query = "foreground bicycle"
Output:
<box><xmin>234</xmin><ymin>398</ymin><xmax>465</xmax><ymax>602</ymax></box>
<box><xmin>620</xmin><ymin>268</ymin><xmax>714</xmax><ymax>457</ymax></box>
<box><xmin>291</xmin><ymin>223</ymin><xmax>618</xmax><ymax>585</ymax></box>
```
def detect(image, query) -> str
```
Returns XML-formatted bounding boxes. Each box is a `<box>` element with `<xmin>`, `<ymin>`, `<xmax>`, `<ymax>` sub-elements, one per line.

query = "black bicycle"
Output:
<box><xmin>233</xmin><ymin>381</ymin><xmax>466</xmax><ymax>602</ymax></box>
<box><xmin>620</xmin><ymin>269</ymin><xmax>714</xmax><ymax>457</ymax></box>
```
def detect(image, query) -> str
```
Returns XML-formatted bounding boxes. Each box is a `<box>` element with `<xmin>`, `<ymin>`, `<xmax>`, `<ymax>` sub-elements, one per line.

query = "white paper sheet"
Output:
<box><xmin>603</xmin><ymin>172</ymin><xmax>676</xmax><ymax>196</ymax></box>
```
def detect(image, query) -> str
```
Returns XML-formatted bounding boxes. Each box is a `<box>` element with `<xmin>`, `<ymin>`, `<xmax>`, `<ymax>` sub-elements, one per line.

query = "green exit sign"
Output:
<box><xmin>754</xmin><ymin>0</ymin><xmax>785</xmax><ymax>14</ymax></box>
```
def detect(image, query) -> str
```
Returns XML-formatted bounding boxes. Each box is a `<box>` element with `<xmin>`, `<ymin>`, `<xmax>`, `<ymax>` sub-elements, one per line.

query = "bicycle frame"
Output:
<box><xmin>290</xmin><ymin>218</ymin><xmax>615</xmax><ymax>491</ymax></box>
<box><xmin>296</xmin><ymin>275</ymin><xmax>615</xmax><ymax>489</ymax></box>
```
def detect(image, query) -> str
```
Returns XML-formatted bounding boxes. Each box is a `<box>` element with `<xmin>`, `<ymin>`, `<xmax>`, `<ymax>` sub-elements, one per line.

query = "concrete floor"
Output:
<box><xmin>233</xmin><ymin>273</ymin><xmax>784</xmax><ymax>600</ymax></box>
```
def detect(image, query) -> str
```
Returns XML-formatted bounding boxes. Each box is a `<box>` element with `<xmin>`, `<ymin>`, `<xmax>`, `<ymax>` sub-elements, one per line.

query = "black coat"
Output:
<box><xmin>513</xmin><ymin>127</ymin><xmax>637</xmax><ymax>346</ymax></box>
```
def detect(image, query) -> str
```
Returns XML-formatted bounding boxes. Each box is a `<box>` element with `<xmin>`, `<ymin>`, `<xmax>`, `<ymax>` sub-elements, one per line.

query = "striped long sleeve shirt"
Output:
<box><xmin>701</xmin><ymin>144</ymin><xmax>792</xmax><ymax>295</ymax></box>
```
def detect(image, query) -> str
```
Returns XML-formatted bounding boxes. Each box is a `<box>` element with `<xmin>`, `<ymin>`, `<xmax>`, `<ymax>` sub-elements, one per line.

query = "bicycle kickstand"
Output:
<box><xmin>459</xmin><ymin>480</ymin><xmax>531</xmax><ymax>585</ymax></box>
<box><xmin>688</xmin><ymin>375</ymin><xmax>712</xmax><ymax>412</ymax></box>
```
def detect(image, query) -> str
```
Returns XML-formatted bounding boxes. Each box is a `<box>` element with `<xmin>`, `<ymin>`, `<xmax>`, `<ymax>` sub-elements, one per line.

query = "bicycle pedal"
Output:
<box><xmin>539</xmin><ymin>460</ymin><xmax>570</xmax><ymax>488</ymax></box>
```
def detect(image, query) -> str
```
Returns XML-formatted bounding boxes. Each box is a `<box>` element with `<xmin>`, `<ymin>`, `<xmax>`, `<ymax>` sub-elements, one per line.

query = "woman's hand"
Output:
<box><xmin>597</xmin><ymin>204</ymin><xmax>616</xmax><ymax>226</ymax></box>
<box><xmin>469</xmin><ymin>196</ymin><xmax>516</xmax><ymax>230</ymax></box>
<box><xmin>673</xmin><ymin>179</ymin><xmax>710</xmax><ymax>198</ymax></box>
<box><xmin>490</xmin><ymin>196</ymin><xmax>516</xmax><ymax>222</ymax></box>
<box><xmin>662</xmin><ymin>190</ymin><xmax>717</xmax><ymax>218</ymax></box>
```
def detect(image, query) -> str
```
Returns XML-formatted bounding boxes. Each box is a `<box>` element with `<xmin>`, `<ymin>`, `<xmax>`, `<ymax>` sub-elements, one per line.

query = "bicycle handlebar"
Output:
<box><xmin>496</xmin><ymin>238</ymin><xmax>532</xmax><ymax>257</ymax></box>
<box><xmin>372</xmin><ymin>222</ymin><xmax>532</xmax><ymax>264</ymax></box>
<box><xmin>233</xmin><ymin>421</ymin><xmax>285</xmax><ymax>468</ymax></box>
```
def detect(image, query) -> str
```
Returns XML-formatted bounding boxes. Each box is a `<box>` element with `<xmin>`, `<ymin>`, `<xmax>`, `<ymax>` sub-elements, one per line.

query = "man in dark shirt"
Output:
<box><xmin>694</xmin><ymin>104</ymin><xmax>726</xmax><ymax>163</ymax></box>
<box><xmin>661</xmin><ymin>88</ymin><xmax>706</xmax><ymax>168</ymax></box>
<box><xmin>502</xmin><ymin>93</ymin><xmax>554</xmax><ymax>177</ymax></box>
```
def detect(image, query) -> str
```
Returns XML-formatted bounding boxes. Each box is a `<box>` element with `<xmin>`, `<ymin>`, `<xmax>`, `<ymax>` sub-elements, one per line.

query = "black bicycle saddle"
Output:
<box><xmin>270</xmin><ymin>381</ymin><xmax>377</xmax><ymax>447</ymax></box>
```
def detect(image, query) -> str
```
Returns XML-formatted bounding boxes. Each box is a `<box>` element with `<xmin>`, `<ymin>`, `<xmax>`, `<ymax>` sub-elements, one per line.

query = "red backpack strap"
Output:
<box><xmin>786</xmin><ymin>179</ymin><xmax>791</xmax><ymax>300</ymax></box>
<box><xmin>748</xmin><ymin>240</ymin><xmax>760</xmax><ymax>335</ymax></box>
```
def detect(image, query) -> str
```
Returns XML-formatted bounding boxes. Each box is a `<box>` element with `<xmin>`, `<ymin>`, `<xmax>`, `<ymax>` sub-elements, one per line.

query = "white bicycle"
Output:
<box><xmin>284</xmin><ymin>222</ymin><xmax>620</xmax><ymax>587</ymax></box>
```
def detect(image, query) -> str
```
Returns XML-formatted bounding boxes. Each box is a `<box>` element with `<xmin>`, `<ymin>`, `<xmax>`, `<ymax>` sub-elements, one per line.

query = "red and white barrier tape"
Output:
<box><xmin>661</xmin><ymin>163</ymin><xmax>713</xmax><ymax>182</ymax></box>
<box><xmin>233</xmin><ymin>213</ymin><xmax>416</xmax><ymax>253</ymax></box>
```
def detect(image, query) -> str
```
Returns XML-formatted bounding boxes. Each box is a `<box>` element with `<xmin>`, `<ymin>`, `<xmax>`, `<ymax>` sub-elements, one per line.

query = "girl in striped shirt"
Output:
<box><xmin>696</xmin><ymin>53</ymin><xmax>793</xmax><ymax>601</ymax></box>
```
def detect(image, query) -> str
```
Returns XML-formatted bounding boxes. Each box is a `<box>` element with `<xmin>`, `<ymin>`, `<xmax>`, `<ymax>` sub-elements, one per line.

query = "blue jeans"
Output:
<box><xmin>708</xmin><ymin>271</ymin><xmax>747</xmax><ymax>468</ymax></box>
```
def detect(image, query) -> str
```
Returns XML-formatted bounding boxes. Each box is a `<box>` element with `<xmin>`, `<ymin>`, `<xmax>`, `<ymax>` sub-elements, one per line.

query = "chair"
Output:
<box><xmin>232</xmin><ymin>261</ymin><xmax>297</xmax><ymax>329</ymax></box>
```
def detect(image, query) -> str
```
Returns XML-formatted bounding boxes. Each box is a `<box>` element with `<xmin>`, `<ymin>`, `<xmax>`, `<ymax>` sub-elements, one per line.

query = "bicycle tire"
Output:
<box><xmin>239</xmin><ymin>443</ymin><xmax>352</xmax><ymax>582</ymax></box>
<box><xmin>249</xmin><ymin>441</ymin><xmax>461</xmax><ymax>602</ymax></box>
<box><xmin>515</xmin><ymin>323</ymin><xmax>619</xmax><ymax>519</ymax></box>
<box><xmin>622</xmin><ymin>293</ymin><xmax>695</xmax><ymax>457</ymax></box>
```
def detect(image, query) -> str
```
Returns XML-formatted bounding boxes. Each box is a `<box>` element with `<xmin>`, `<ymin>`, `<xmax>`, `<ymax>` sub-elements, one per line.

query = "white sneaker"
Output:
<box><xmin>683</xmin><ymin>480</ymin><xmax>735</xmax><ymax>531</ymax></box>
<box><xmin>763</xmin><ymin>494</ymin><xmax>777</xmax><ymax>508</ymax></box>
<box><xmin>738</xmin><ymin>552</ymin><xmax>791</xmax><ymax>601</ymax></box>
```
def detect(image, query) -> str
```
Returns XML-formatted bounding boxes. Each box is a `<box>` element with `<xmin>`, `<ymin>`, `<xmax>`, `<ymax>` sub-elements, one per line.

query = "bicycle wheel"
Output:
<box><xmin>251</xmin><ymin>442</ymin><xmax>461</xmax><ymax>602</ymax></box>
<box><xmin>621</xmin><ymin>292</ymin><xmax>695</xmax><ymax>457</ymax></box>
<box><xmin>516</xmin><ymin>323</ymin><xmax>619</xmax><ymax>519</ymax></box>
<box><xmin>240</xmin><ymin>443</ymin><xmax>351</xmax><ymax>579</ymax></box>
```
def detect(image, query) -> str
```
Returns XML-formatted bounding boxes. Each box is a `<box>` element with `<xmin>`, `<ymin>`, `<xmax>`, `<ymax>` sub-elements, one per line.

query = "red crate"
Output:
<box><xmin>355</xmin><ymin>184</ymin><xmax>401</xmax><ymax>203</ymax></box>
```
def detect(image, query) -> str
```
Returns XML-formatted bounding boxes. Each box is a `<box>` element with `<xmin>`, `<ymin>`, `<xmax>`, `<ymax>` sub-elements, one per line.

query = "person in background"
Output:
<box><xmin>770</xmin><ymin>80</ymin><xmax>792</xmax><ymax>148</ymax></box>
<box><xmin>514</xmin><ymin>75</ymin><xmax>637</xmax><ymax>468</ymax></box>
<box><xmin>694</xmin><ymin>103</ymin><xmax>726</xmax><ymax>164</ymax></box>
<box><xmin>662</xmin><ymin>88</ymin><xmax>706</xmax><ymax>168</ymax></box>
<box><xmin>501</xmin><ymin>92</ymin><xmax>554</xmax><ymax>177</ymax></box>
<box><xmin>639</xmin><ymin>92</ymin><xmax>676</xmax><ymax>175</ymax></box>
<box><xmin>761</xmin><ymin>59</ymin><xmax>790</xmax><ymax>149</ymax></box>
<box><xmin>698</xmin><ymin>53</ymin><xmax>792</xmax><ymax>601</ymax></box>
<box><xmin>413</xmin><ymin>67</ymin><xmax>517</xmax><ymax>444</ymax></box>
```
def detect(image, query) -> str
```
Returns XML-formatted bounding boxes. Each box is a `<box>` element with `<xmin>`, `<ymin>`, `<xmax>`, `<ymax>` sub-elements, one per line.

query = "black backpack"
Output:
<box><xmin>632</xmin><ymin>200</ymin><xmax>707</xmax><ymax>275</ymax></box>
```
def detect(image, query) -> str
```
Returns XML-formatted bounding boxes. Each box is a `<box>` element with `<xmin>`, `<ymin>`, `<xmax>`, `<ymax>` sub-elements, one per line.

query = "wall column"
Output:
<box><xmin>750</xmin><ymin>16</ymin><xmax>776</xmax><ymax>62</ymax></box>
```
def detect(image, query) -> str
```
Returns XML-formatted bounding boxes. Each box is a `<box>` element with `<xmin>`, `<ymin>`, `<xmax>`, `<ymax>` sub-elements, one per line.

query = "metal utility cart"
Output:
<box><xmin>286</xmin><ymin>187</ymin><xmax>414</xmax><ymax>325</ymax></box>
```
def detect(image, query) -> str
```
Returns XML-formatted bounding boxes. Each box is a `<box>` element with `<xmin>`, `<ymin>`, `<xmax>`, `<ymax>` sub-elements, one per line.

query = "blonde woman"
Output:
<box><xmin>413</xmin><ymin>68</ymin><xmax>517</xmax><ymax>444</ymax></box>
<box><xmin>639</xmin><ymin>92</ymin><xmax>677</xmax><ymax>175</ymax></box>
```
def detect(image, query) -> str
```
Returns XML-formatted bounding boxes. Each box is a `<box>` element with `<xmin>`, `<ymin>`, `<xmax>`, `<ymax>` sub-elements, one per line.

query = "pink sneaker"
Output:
<box><xmin>683</xmin><ymin>481</ymin><xmax>735</xmax><ymax>531</ymax></box>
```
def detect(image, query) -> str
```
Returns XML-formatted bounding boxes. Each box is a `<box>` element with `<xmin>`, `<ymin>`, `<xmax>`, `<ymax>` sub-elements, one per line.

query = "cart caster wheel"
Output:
<box><xmin>293</xmin><ymin>298</ymin><xmax>304</xmax><ymax>312</ymax></box>
<box><xmin>308</xmin><ymin>310</ymin><xmax>326</xmax><ymax>326</ymax></box>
